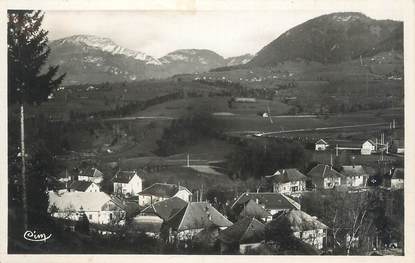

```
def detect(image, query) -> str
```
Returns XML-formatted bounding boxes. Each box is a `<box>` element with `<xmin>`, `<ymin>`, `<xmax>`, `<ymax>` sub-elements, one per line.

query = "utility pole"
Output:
<box><xmin>186</xmin><ymin>153</ymin><xmax>190</xmax><ymax>167</ymax></box>
<box><xmin>21</xmin><ymin>104</ymin><xmax>28</xmax><ymax>229</ymax></box>
<box><xmin>336</xmin><ymin>144</ymin><xmax>339</xmax><ymax>157</ymax></box>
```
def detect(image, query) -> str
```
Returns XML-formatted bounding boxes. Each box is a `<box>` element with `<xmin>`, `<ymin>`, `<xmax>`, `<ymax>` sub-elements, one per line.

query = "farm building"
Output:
<box><xmin>48</xmin><ymin>192</ymin><xmax>126</xmax><ymax>225</ymax></box>
<box><xmin>112</xmin><ymin>170</ymin><xmax>143</xmax><ymax>197</ymax></box>
<box><xmin>164</xmin><ymin>202</ymin><xmax>233</xmax><ymax>242</ymax></box>
<box><xmin>271</xmin><ymin>169</ymin><xmax>307</xmax><ymax>194</ymax></box>
<box><xmin>219</xmin><ymin>217</ymin><xmax>265</xmax><ymax>254</ymax></box>
<box><xmin>232</xmin><ymin>192</ymin><xmax>300</xmax><ymax>220</ymax></box>
<box><xmin>78</xmin><ymin>167</ymin><xmax>104</xmax><ymax>184</ymax></box>
<box><xmin>315</xmin><ymin>139</ymin><xmax>329</xmax><ymax>151</ymax></box>
<box><xmin>340</xmin><ymin>165</ymin><xmax>369</xmax><ymax>187</ymax></box>
<box><xmin>274</xmin><ymin>209</ymin><xmax>328</xmax><ymax>250</ymax></box>
<box><xmin>67</xmin><ymin>180</ymin><xmax>100</xmax><ymax>192</ymax></box>
<box><xmin>307</xmin><ymin>164</ymin><xmax>344</xmax><ymax>190</ymax></box>
<box><xmin>138</xmin><ymin>183</ymin><xmax>192</xmax><ymax>207</ymax></box>
<box><xmin>361</xmin><ymin>140</ymin><xmax>376</xmax><ymax>155</ymax></box>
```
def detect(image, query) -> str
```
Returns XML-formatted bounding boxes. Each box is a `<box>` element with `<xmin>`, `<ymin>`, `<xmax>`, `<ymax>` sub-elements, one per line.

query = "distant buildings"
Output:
<box><xmin>48</xmin><ymin>192</ymin><xmax>126</xmax><ymax>225</ymax></box>
<box><xmin>270</xmin><ymin>169</ymin><xmax>307</xmax><ymax>194</ymax></box>
<box><xmin>138</xmin><ymin>183</ymin><xmax>192</xmax><ymax>207</ymax></box>
<box><xmin>112</xmin><ymin>170</ymin><xmax>143</xmax><ymax>197</ymax></box>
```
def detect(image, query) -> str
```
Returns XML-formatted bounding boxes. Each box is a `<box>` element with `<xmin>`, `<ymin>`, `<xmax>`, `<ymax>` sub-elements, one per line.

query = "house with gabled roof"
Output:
<box><xmin>164</xmin><ymin>202</ymin><xmax>233</xmax><ymax>241</ymax></box>
<box><xmin>140</xmin><ymin>196</ymin><xmax>188</xmax><ymax>221</ymax></box>
<box><xmin>78</xmin><ymin>167</ymin><xmax>104</xmax><ymax>184</ymax></box>
<box><xmin>232</xmin><ymin>192</ymin><xmax>300</xmax><ymax>219</ymax></box>
<box><xmin>274</xmin><ymin>209</ymin><xmax>328</xmax><ymax>250</ymax></box>
<box><xmin>307</xmin><ymin>164</ymin><xmax>344</xmax><ymax>189</ymax></box>
<box><xmin>340</xmin><ymin>165</ymin><xmax>369</xmax><ymax>187</ymax></box>
<box><xmin>315</xmin><ymin>139</ymin><xmax>329</xmax><ymax>151</ymax></box>
<box><xmin>219</xmin><ymin>217</ymin><xmax>265</xmax><ymax>254</ymax></box>
<box><xmin>271</xmin><ymin>168</ymin><xmax>307</xmax><ymax>194</ymax></box>
<box><xmin>112</xmin><ymin>170</ymin><xmax>143</xmax><ymax>197</ymax></box>
<box><xmin>67</xmin><ymin>180</ymin><xmax>100</xmax><ymax>192</ymax></box>
<box><xmin>233</xmin><ymin>199</ymin><xmax>272</xmax><ymax>222</ymax></box>
<box><xmin>48</xmin><ymin>192</ymin><xmax>126</xmax><ymax>225</ymax></box>
<box><xmin>384</xmin><ymin>168</ymin><xmax>404</xmax><ymax>190</ymax></box>
<box><xmin>138</xmin><ymin>183</ymin><xmax>192</xmax><ymax>206</ymax></box>
<box><xmin>361</xmin><ymin>140</ymin><xmax>376</xmax><ymax>155</ymax></box>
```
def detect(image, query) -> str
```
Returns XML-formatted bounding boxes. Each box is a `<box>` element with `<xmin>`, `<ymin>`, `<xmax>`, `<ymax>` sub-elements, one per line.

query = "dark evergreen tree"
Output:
<box><xmin>8</xmin><ymin>10</ymin><xmax>65</xmax><ymax>229</ymax></box>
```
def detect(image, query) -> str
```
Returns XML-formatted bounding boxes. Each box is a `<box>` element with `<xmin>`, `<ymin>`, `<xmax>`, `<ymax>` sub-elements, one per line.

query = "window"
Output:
<box><xmin>291</xmin><ymin>186</ymin><xmax>298</xmax><ymax>192</ymax></box>
<box><xmin>89</xmin><ymin>214</ymin><xmax>92</xmax><ymax>220</ymax></box>
<box><xmin>109</xmin><ymin>213</ymin><xmax>113</xmax><ymax>220</ymax></box>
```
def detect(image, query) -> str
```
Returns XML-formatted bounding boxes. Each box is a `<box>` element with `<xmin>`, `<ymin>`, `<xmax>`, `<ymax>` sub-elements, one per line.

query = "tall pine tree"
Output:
<box><xmin>8</xmin><ymin>10</ymin><xmax>65</xmax><ymax>229</ymax></box>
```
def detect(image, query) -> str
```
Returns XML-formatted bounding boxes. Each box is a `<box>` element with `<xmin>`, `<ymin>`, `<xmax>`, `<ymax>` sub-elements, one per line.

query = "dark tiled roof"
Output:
<box><xmin>233</xmin><ymin>199</ymin><xmax>271</xmax><ymax>219</ymax></box>
<box><xmin>79</xmin><ymin>167</ymin><xmax>103</xmax><ymax>178</ymax></box>
<box><xmin>307</xmin><ymin>164</ymin><xmax>344</xmax><ymax>179</ymax></box>
<box><xmin>139</xmin><ymin>183</ymin><xmax>190</xmax><ymax>198</ymax></box>
<box><xmin>232</xmin><ymin>192</ymin><xmax>299</xmax><ymax>211</ymax></box>
<box><xmin>112</xmin><ymin>171</ymin><xmax>138</xmax><ymax>184</ymax></box>
<box><xmin>341</xmin><ymin>165</ymin><xmax>368</xmax><ymax>177</ymax></box>
<box><xmin>67</xmin><ymin>180</ymin><xmax>93</xmax><ymax>191</ymax></box>
<box><xmin>276</xmin><ymin>209</ymin><xmax>328</xmax><ymax>232</ymax></box>
<box><xmin>272</xmin><ymin>169</ymin><xmax>307</xmax><ymax>183</ymax></box>
<box><xmin>392</xmin><ymin>168</ymin><xmax>404</xmax><ymax>179</ymax></box>
<box><xmin>141</xmin><ymin>197</ymin><xmax>188</xmax><ymax>221</ymax></box>
<box><xmin>167</xmin><ymin>202</ymin><xmax>233</xmax><ymax>231</ymax></box>
<box><xmin>219</xmin><ymin>217</ymin><xmax>265</xmax><ymax>244</ymax></box>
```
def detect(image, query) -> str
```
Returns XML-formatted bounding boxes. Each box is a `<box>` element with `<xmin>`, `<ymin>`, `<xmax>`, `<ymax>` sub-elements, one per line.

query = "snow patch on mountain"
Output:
<box><xmin>55</xmin><ymin>35</ymin><xmax>162</xmax><ymax>65</ymax></box>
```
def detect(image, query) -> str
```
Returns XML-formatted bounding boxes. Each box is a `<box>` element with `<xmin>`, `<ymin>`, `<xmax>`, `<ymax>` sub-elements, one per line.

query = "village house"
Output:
<box><xmin>232</xmin><ymin>192</ymin><xmax>300</xmax><ymax>221</ymax></box>
<box><xmin>275</xmin><ymin>209</ymin><xmax>328</xmax><ymax>250</ymax></box>
<box><xmin>270</xmin><ymin>168</ymin><xmax>307</xmax><ymax>194</ymax></box>
<box><xmin>384</xmin><ymin>168</ymin><xmax>404</xmax><ymax>190</ymax></box>
<box><xmin>340</xmin><ymin>165</ymin><xmax>369</xmax><ymax>187</ymax></box>
<box><xmin>219</xmin><ymin>217</ymin><xmax>265</xmax><ymax>254</ymax></box>
<box><xmin>67</xmin><ymin>180</ymin><xmax>100</xmax><ymax>192</ymax></box>
<box><xmin>48</xmin><ymin>192</ymin><xmax>126</xmax><ymax>225</ymax></box>
<box><xmin>164</xmin><ymin>202</ymin><xmax>233</xmax><ymax>242</ymax></box>
<box><xmin>112</xmin><ymin>170</ymin><xmax>143</xmax><ymax>197</ymax></box>
<box><xmin>315</xmin><ymin>139</ymin><xmax>329</xmax><ymax>151</ymax></box>
<box><xmin>307</xmin><ymin>164</ymin><xmax>344</xmax><ymax>190</ymax></box>
<box><xmin>138</xmin><ymin>183</ymin><xmax>192</xmax><ymax>207</ymax></box>
<box><xmin>133</xmin><ymin>197</ymin><xmax>188</xmax><ymax>236</ymax></box>
<box><xmin>361</xmin><ymin>140</ymin><xmax>376</xmax><ymax>155</ymax></box>
<box><xmin>78</xmin><ymin>167</ymin><xmax>104</xmax><ymax>184</ymax></box>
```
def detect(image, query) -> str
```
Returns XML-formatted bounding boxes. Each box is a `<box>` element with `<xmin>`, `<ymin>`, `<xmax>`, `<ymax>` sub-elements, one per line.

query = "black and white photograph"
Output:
<box><xmin>3</xmin><ymin>0</ymin><xmax>414</xmax><ymax>258</ymax></box>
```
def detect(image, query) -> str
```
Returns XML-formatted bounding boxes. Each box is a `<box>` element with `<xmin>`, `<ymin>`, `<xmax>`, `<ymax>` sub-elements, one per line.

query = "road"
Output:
<box><xmin>258</xmin><ymin>122</ymin><xmax>390</xmax><ymax>136</ymax></box>
<box><xmin>103</xmin><ymin>116</ymin><xmax>176</xmax><ymax>122</ymax></box>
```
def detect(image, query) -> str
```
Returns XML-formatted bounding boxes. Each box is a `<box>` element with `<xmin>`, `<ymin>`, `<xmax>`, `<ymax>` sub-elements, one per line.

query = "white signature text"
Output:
<box><xmin>23</xmin><ymin>230</ymin><xmax>52</xmax><ymax>242</ymax></box>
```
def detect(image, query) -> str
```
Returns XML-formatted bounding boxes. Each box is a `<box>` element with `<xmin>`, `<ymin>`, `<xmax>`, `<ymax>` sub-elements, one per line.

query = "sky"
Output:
<box><xmin>42</xmin><ymin>4</ymin><xmax>404</xmax><ymax>58</ymax></box>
